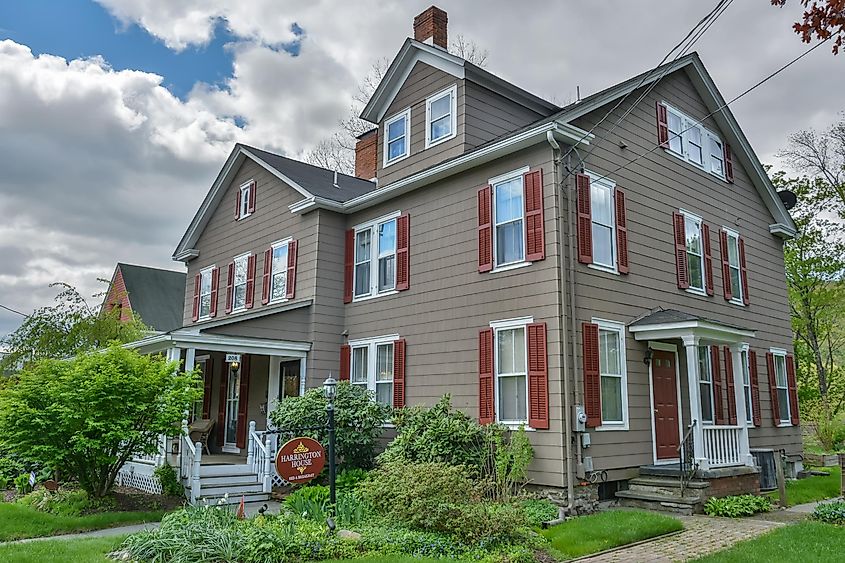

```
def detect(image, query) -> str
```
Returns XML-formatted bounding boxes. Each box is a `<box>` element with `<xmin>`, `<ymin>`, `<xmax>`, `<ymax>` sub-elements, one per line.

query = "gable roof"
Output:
<box><xmin>360</xmin><ymin>38</ymin><xmax>559</xmax><ymax>123</ymax></box>
<box><xmin>173</xmin><ymin>144</ymin><xmax>377</xmax><ymax>260</ymax></box>
<box><xmin>114</xmin><ymin>263</ymin><xmax>186</xmax><ymax>332</ymax></box>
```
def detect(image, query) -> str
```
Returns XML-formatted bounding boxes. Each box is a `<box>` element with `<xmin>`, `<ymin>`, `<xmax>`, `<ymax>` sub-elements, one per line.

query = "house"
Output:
<box><xmin>124</xmin><ymin>6</ymin><xmax>802</xmax><ymax>510</ymax></box>
<box><xmin>103</xmin><ymin>263</ymin><xmax>186</xmax><ymax>333</ymax></box>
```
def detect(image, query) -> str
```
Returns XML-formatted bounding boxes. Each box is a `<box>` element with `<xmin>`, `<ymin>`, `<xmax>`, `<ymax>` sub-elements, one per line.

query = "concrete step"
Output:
<box><xmin>616</xmin><ymin>489</ymin><xmax>703</xmax><ymax>515</ymax></box>
<box><xmin>629</xmin><ymin>476</ymin><xmax>710</xmax><ymax>489</ymax></box>
<box><xmin>627</xmin><ymin>477</ymin><xmax>710</xmax><ymax>498</ymax></box>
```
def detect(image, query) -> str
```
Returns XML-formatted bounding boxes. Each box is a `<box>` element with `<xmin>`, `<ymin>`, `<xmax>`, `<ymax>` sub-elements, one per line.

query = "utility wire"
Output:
<box><xmin>0</xmin><ymin>303</ymin><xmax>28</xmax><ymax>317</ymax></box>
<box><xmin>588</xmin><ymin>37</ymin><xmax>831</xmax><ymax>186</ymax></box>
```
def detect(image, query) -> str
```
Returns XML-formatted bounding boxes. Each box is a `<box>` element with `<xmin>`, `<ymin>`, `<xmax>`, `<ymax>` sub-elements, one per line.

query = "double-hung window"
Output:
<box><xmin>350</xmin><ymin>337</ymin><xmax>395</xmax><ymax>407</ymax></box>
<box><xmin>685</xmin><ymin>120</ymin><xmax>704</xmax><ymax>166</ymax></box>
<box><xmin>493</xmin><ymin>320</ymin><xmax>528</xmax><ymax>425</ymax></box>
<box><xmin>724</xmin><ymin>229</ymin><xmax>743</xmax><ymax>304</ymax></box>
<box><xmin>383</xmin><ymin>109</ymin><xmax>410</xmax><ymax>166</ymax></box>
<box><xmin>772</xmin><ymin>351</ymin><xmax>791</xmax><ymax>424</ymax></box>
<box><xmin>232</xmin><ymin>254</ymin><xmax>249</xmax><ymax>311</ymax></box>
<box><xmin>683</xmin><ymin>212</ymin><xmax>706</xmax><ymax>293</ymax></box>
<box><xmin>663</xmin><ymin>104</ymin><xmax>727</xmax><ymax>180</ymax></box>
<box><xmin>425</xmin><ymin>85</ymin><xmax>456</xmax><ymax>147</ymax></box>
<box><xmin>590</xmin><ymin>177</ymin><xmax>616</xmax><ymax>270</ymax></box>
<box><xmin>269</xmin><ymin>242</ymin><xmax>289</xmax><ymax>302</ymax></box>
<box><xmin>237</xmin><ymin>180</ymin><xmax>255</xmax><ymax>220</ymax></box>
<box><xmin>198</xmin><ymin>267</ymin><xmax>213</xmax><ymax>319</ymax></box>
<box><xmin>698</xmin><ymin>346</ymin><xmax>715</xmax><ymax>423</ymax></box>
<box><xmin>596</xmin><ymin>319</ymin><xmax>627</xmax><ymax>428</ymax></box>
<box><xmin>740</xmin><ymin>348</ymin><xmax>753</xmax><ymax>424</ymax></box>
<box><xmin>492</xmin><ymin>169</ymin><xmax>526</xmax><ymax>268</ymax></box>
<box><xmin>709</xmin><ymin>135</ymin><xmax>725</xmax><ymax>177</ymax></box>
<box><xmin>354</xmin><ymin>213</ymin><xmax>398</xmax><ymax>299</ymax></box>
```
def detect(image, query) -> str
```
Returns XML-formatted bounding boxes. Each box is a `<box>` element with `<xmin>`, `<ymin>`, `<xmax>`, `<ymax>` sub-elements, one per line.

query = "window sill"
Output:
<box><xmin>588</xmin><ymin>263</ymin><xmax>619</xmax><ymax>275</ymax></box>
<box><xmin>352</xmin><ymin>290</ymin><xmax>399</xmax><ymax>303</ymax></box>
<box><xmin>499</xmin><ymin>423</ymin><xmax>536</xmax><ymax>431</ymax></box>
<box><xmin>236</xmin><ymin>212</ymin><xmax>252</xmax><ymax>221</ymax></box>
<box><xmin>685</xmin><ymin>287</ymin><xmax>708</xmax><ymax>297</ymax></box>
<box><xmin>776</xmin><ymin>422</ymin><xmax>793</xmax><ymax>428</ymax></box>
<box><xmin>382</xmin><ymin>153</ymin><xmax>410</xmax><ymax>169</ymax></box>
<box><xmin>425</xmin><ymin>131</ymin><xmax>457</xmax><ymax>150</ymax></box>
<box><xmin>596</xmin><ymin>423</ymin><xmax>629</xmax><ymax>432</ymax></box>
<box><xmin>729</xmin><ymin>298</ymin><xmax>746</xmax><ymax>307</ymax></box>
<box><xmin>268</xmin><ymin>298</ymin><xmax>289</xmax><ymax>306</ymax></box>
<box><xmin>491</xmin><ymin>261</ymin><xmax>531</xmax><ymax>274</ymax></box>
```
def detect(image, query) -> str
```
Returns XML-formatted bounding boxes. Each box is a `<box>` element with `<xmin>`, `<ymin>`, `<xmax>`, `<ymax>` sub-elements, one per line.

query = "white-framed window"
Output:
<box><xmin>595</xmin><ymin>318</ymin><xmax>628</xmax><ymax>429</ymax></box>
<box><xmin>740</xmin><ymin>348</ymin><xmax>753</xmax><ymax>425</ymax></box>
<box><xmin>772</xmin><ymin>349</ymin><xmax>791</xmax><ymax>424</ymax></box>
<box><xmin>198</xmin><ymin>267</ymin><xmax>214</xmax><ymax>320</ymax></box>
<box><xmin>682</xmin><ymin>210</ymin><xmax>706</xmax><ymax>294</ymax></box>
<box><xmin>238</xmin><ymin>181</ymin><xmax>254</xmax><ymax>219</ymax></box>
<box><xmin>353</xmin><ymin>212</ymin><xmax>399</xmax><ymax>300</ymax></box>
<box><xmin>383</xmin><ymin>108</ymin><xmax>410</xmax><ymax>166</ymax></box>
<box><xmin>425</xmin><ymin>84</ymin><xmax>457</xmax><ymax>148</ymax></box>
<box><xmin>349</xmin><ymin>335</ymin><xmax>396</xmax><ymax>407</ymax></box>
<box><xmin>724</xmin><ymin>228</ymin><xmax>744</xmax><ymax>305</ymax></box>
<box><xmin>491</xmin><ymin>167</ymin><xmax>528</xmax><ymax>270</ymax></box>
<box><xmin>590</xmin><ymin>174</ymin><xmax>617</xmax><ymax>271</ymax></box>
<box><xmin>232</xmin><ymin>253</ymin><xmax>250</xmax><ymax>311</ymax></box>
<box><xmin>491</xmin><ymin>317</ymin><xmax>531</xmax><ymax>425</ymax></box>
<box><xmin>269</xmin><ymin>240</ymin><xmax>290</xmax><ymax>302</ymax></box>
<box><xmin>663</xmin><ymin>103</ymin><xmax>726</xmax><ymax>181</ymax></box>
<box><xmin>698</xmin><ymin>346</ymin><xmax>715</xmax><ymax>424</ymax></box>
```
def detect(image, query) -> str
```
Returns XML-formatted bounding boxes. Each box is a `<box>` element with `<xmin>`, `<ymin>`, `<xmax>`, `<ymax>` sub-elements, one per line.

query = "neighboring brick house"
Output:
<box><xmin>103</xmin><ymin>263</ymin><xmax>186</xmax><ymax>333</ymax></box>
<box><xmin>127</xmin><ymin>6</ymin><xmax>801</xmax><ymax>507</ymax></box>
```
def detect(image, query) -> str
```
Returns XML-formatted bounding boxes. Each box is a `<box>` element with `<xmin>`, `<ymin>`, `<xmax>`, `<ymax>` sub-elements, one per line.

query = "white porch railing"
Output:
<box><xmin>247</xmin><ymin>422</ymin><xmax>274</xmax><ymax>493</ymax></box>
<box><xmin>180</xmin><ymin>420</ymin><xmax>202</xmax><ymax>503</ymax></box>
<box><xmin>702</xmin><ymin>425</ymin><xmax>742</xmax><ymax>467</ymax></box>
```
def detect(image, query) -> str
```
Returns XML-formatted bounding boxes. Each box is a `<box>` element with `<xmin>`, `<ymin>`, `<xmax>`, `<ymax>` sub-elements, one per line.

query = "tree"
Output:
<box><xmin>305</xmin><ymin>37</ymin><xmax>490</xmax><ymax>174</ymax></box>
<box><xmin>0</xmin><ymin>345</ymin><xmax>200</xmax><ymax>497</ymax></box>
<box><xmin>1</xmin><ymin>282</ymin><xmax>148</xmax><ymax>371</ymax></box>
<box><xmin>772</xmin><ymin>1</ymin><xmax>845</xmax><ymax>54</ymax></box>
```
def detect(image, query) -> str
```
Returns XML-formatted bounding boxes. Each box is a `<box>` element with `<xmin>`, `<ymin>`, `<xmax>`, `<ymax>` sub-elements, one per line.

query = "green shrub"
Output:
<box><xmin>357</xmin><ymin>524</ymin><xmax>473</xmax><ymax>559</ymax></box>
<box><xmin>336</xmin><ymin>468</ymin><xmax>368</xmax><ymax>491</ymax></box>
<box><xmin>154</xmin><ymin>463</ymin><xmax>184</xmax><ymax>497</ymax></box>
<box><xmin>520</xmin><ymin>498</ymin><xmax>559</xmax><ymax>527</ymax></box>
<box><xmin>269</xmin><ymin>382</ymin><xmax>392</xmax><ymax>471</ymax></box>
<box><xmin>0</xmin><ymin>452</ymin><xmax>26</xmax><ymax>484</ymax></box>
<box><xmin>486</xmin><ymin>426</ymin><xmax>534</xmax><ymax>501</ymax></box>
<box><xmin>813</xmin><ymin>500</ymin><xmax>845</xmax><ymax>525</ymax></box>
<box><xmin>18</xmin><ymin>488</ymin><xmax>95</xmax><ymax>516</ymax></box>
<box><xmin>704</xmin><ymin>494</ymin><xmax>773</xmax><ymax>517</ymax></box>
<box><xmin>13</xmin><ymin>473</ymin><xmax>32</xmax><ymax>495</ymax></box>
<box><xmin>284</xmin><ymin>485</ymin><xmax>328</xmax><ymax>521</ymax></box>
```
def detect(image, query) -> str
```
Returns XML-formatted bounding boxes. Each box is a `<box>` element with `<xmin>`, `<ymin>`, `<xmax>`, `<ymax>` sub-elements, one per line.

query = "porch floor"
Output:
<box><xmin>166</xmin><ymin>452</ymin><xmax>247</xmax><ymax>467</ymax></box>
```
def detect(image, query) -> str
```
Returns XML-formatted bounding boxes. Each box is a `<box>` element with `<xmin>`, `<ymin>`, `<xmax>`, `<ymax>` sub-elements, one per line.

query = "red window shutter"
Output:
<box><xmin>786</xmin><ymin>355</ymin><xmax>799</xmax><ymax>425</ymax></box>
<box><xmin>673</xmin><ymin>212</ymin><xmax>689</xmax><ymax>289</ymax></box>
<box><xmin>191</xmin><ymin>273</ymin><xmax>200</xmax><ymax>322</ymax></box>
<box><xmin>703</xmin><ymin>224</ymin><xmax>714</xmax><ymax>296</ymax></box>
<box><xmin>209</xmin><ymin>267</ymin><xmax>219</xmax><ymax>317</ymax></box>
<box><xmin>201</xmin><ymin>360</ymin><xmax>213</xmax><ymax>420</ymax></box>
<box><xmin>576</xmin><ymin>173</ymin><xmax>593</xmax><ymax>264</ymax></box>
<box><xmin>478</xmin><ymin>328</ymin><xmax>495</xmax><ymax>424</ymax></box>
<box><xmin>343</xmin><ymin>229</ymin><xmax>354</xmax><ymax>303</ymax></box>
<box><xmin>477</xmin><ymin>186</ymin><xmax>493</xmax><ymax>272</ymax></box>
<box><xmin>582</xmin><ymin>322</ymin><xmax>601</xmax><ymax>428</ymax></box>
<box><xmin>739</xmin><ymin>237</ymin><xmax>750</xmax><ymax>306</ymax></box>
<box><xmin>749</xmin><ymin>350</ymin><xmax>762</xmax><ymax>427</ymax></box>
<box><xmin>615</xmin><ymin>188</ymin><xmax>629</xmax><ymax>274</ymax></box>
<box><xmin>396</xmin><ymin>213</ymin><xmax>410</xmax><ymax>290</ymax></box>
<box><xmin>225</xmin><ymin>262</ymin><xmax>234</xmax><ymax>314</ymax></box>
<box><xmin>247</xmin><ymin>180</ymin><xmax>256</xmax><ymax>214</ymax></box>
<box><xmin>766</xmin><ymin>352</ymin><xmax>780</xmax><ymax>426</ymax></box>
<box><xmin>235</xmin><ymin>355</ymin><xmax>251</xmax><ymax>449</ymax></box>
<box><xmin>711</xmin><ymin>345</ymin><xmax>725</xmax><ymax>425</ymax></box>
<box><xmin>393</xmin><ymin>339</ymin><xmax>406</xmax><ymax>408</ymax></box>
<box><xmin>234</xmin><ymin>190</ymin><xmax>241</xmax><ymax>220</ymax></box>
<box><xmin>261</xmin><ymin>248</ymin><xmax>272</xmax><ymax>305</ymax></box>
<box><xmin>723</xmin><ymin>347</ymin><xmax>737</xmax><ymax>425</ymax></box>
<box><xmin>339</xmin><ymin>345</ymin><xmax>351</xmax><ymax>381</ymax></box>
<box><xmin>527</xmin><ymin>322</ymin><xmax>549</xmax><ymax>429</ymax></box>
<box><xmin>245</xmin><ymin>254</ymin><xmax>256</xmax><ymax>309</ymax></box>
<box><xmin>216</xmin><ymin>366</ymin><xmax>228</xmax><ymax>447</ymax></box>
<box><xmin>720</xmin><ymin>230</ymin><xmax>732</xmax><ymax>301</ymax></box>
<box><xmin>524</xmin><ymin>169</ymin><xmax>545</xmax><ymax>261</ymax></box>
<box><xmin>656</xmin><ymin>102</ymin><xmax>669</xmax><ymax>147</ymax></box>
<box><xmin>286</xmin><ymin>240</ymin><xmax>298</xmax><ymax>299</ymax></box>
<box><xmin>724</xmin><ymin>143</ymin><xmax>734</xmax><ymax>183</ymax></box>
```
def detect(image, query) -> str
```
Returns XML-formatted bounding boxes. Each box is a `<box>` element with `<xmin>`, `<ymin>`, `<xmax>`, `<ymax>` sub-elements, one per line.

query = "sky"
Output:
<box><xmin>0</xmin><ymin>0</ymin><xmax>842</xmax><ymax>340</ymax></box>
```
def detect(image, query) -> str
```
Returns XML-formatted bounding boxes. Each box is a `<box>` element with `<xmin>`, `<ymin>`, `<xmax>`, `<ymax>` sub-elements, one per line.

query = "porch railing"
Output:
<box><xmin>702</xmin><ymin>425</ymin><xmax>742</xmax><ymax>467</ymax></box>
<box><xmin>180</xmin><ymin>420</ymin><xmax>202</xmax><ymax>504</ymax></box>
<box><xmin>247</xmin><ymin>422</ymin><xmax>273</xmax><ymax>494</ymax></box>
<box><xmin>678</xmin><ymin>420</ymin><xmax>698</xmax><ymax>495</ymax></box>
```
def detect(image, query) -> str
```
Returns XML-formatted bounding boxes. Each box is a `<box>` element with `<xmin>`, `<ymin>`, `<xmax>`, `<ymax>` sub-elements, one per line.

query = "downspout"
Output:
<box><xmin>546</xmin><ymin>131</ymin><xmax>575</xmax><ymax>512</ymax></box>
<box><xmin>567</xmin><ymin>147</ymin><xmax>584</xmax><ymax>478</ymax></box>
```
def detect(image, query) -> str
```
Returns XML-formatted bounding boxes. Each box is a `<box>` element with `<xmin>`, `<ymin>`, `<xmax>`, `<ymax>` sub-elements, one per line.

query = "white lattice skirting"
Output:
<box><xmin>117</xmin><ymin>462</ymin><xmax>163</xmax><ymax>495</ymax></box>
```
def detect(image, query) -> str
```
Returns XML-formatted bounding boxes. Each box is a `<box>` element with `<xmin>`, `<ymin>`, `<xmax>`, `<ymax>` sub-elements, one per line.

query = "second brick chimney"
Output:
<box><xmin>355</xmin><ymin>129</ymin><xmax>378</xmax><ymax>181</ymax></box>
<box><xmin>413</xmin><ymin>6</ymin><xmax>448</xmax><ymax>49</ymax></box>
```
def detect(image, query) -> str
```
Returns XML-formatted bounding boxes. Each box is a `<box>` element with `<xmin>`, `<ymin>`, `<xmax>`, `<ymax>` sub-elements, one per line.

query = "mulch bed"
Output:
<box><xmin>108</xmin><ymin>486</ymin><xmax>185</xmax><ymax>513</ymax></box>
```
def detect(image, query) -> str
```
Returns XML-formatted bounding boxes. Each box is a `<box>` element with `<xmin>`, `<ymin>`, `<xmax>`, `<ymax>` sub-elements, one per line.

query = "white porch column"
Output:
<box><xmin>184</xmin><ymin>348</ymin><xmax>196</xmax><ymax>373</ymax></box>
<box><xmin>165</xmin><ymin>347</ymin><xmax>181</xmax><ymax>363</ymax></box>
<box><xmin>682</xmin><ymin>336</ymin><xmax>708</xmax><ymax>470</ymax></box>
<box><xmin>267</xmin><ymin>358</ymin><xmax>281</xmax><ymax>425</ymax></box>
<box><xmin>731</xmin><ymin>343</ymin><xmax>755</xmax><ymax>466</ymax></box>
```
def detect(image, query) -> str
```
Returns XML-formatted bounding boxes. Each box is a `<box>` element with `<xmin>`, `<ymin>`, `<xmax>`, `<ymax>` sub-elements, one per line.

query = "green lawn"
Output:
<box><xmin>0</xmin><ymin>503</ymin><xmax>164</xmax><ymax>541</ymax></box>
<box><xmin>767</xmin><ymin>466</ymin><xmax>841</xmax><ymax>506</ymax></box>
<box><xmin>0</xmin><ymin>535</ymin><xmax>125</xmax><ymax>563</ymax></box>
<box><xmin>541</xmin><ymin>509</ymin><xmax>683</xmax><ymax>559</ymax></box>
<box><xmin>693</xmin><ymin>521</ymin><xmax>845</xmax><ymax>562</ymax></box>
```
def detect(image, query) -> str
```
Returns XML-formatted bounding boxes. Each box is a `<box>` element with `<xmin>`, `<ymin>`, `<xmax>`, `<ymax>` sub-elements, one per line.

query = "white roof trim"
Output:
<box><xmin>125</xmin><ymin>330</ymin><xmax>312</xmax><ymax>357</ymax></box>
<box><xmin>629</xmin><ymin>319</ymin><xmax>755</xmax><ymax>343</ymax></box>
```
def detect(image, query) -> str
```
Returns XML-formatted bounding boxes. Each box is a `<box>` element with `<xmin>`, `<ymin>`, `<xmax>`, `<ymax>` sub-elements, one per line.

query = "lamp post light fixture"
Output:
<box><xmin>323</xmin><ymin>376</ymin><xmax>338</xmax><ymax>516</ymax></box>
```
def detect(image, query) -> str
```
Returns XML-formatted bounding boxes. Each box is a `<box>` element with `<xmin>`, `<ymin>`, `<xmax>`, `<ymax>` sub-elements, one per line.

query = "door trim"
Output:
<box><xmin>647</xmin><ymin>343</ymin><xmax>684</xmax><ymax>465</ymax></box>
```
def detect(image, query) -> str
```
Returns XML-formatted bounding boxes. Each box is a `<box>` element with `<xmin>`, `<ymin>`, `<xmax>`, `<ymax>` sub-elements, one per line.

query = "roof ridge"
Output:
<box><xmin>239</xmin><ymin>143</ymin><xmax>374</xmax><ymax>184</ymax></box>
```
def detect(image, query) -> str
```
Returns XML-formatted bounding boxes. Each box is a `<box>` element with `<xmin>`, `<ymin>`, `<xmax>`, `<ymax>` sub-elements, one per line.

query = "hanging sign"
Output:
<box><xmin>275</xmin><ymin>437</ymin><xmax>326</xmax><ymax>484</ymax></box>
<box><xmin>225</xmin><ymin>354</ymin><xmax>241</xmax><ymax>363</ymax></box>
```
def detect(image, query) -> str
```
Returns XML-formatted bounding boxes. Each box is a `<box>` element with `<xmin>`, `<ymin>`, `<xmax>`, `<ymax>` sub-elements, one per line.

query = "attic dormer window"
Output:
<box><xmin>383</xmin><ymin>109</ymin><xmax>410</xmax><ymax>166</ymax></box>
<box><xmin>425</xmin><ymin>85</ymin><xmax>457</xmax><ymax>148</ymax></box>
<box><xmin>236</xmin><ymin>180</ymin><xmax>256</xmax><ymax>220</ymax></box>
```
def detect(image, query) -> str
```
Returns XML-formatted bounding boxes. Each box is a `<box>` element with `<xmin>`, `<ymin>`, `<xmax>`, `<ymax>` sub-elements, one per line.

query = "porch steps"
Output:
<box><xmin>184</xmin><ymin>466</ymin><xmax>272</xmax><ymax>506</ymax></box>
<box><xmin>616</xmin><ymin>474</ymin><xmax>709</xmax><ymax>515</ymax></box>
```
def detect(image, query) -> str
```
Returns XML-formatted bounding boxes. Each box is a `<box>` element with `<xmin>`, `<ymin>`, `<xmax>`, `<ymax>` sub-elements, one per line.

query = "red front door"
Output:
<box><xmin>652</xmin><ymin>350</ymin><xmax>680</xmax><ymax>460</ymax></box>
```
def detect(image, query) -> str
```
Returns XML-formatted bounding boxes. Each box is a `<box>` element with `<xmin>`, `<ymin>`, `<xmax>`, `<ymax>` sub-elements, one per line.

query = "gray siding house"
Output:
<box><xmin>127</xmin><ymin>7</ymin><xmax>801</xmax><ymax>508</ymax></box>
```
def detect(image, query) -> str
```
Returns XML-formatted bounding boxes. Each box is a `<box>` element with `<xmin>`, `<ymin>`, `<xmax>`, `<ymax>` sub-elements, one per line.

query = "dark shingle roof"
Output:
<box><xmin>118</xmin><ymin>264</ymin><xmax>186</xmax><ymax>332</ymax></box>
<box><xmin>242</xmin><ymin>145</ymin><xmax>376</xmax><ymax>203</ymax></box>
<box><xmin>629</xmin><ymin>308</ymin><xmax>751</xmax><ymax>332</ymax></box>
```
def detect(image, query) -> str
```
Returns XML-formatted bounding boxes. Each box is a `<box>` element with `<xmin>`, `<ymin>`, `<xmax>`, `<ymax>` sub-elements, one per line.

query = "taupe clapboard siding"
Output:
<box><xmin>463</xmin><ymin>81</ymin><xmax>545</xmax><ymax>149</ymax></box>
<box><xmin>567</xmin><ymin>69</ymin><xmax>801</xmax><ymax>470</ymax></box>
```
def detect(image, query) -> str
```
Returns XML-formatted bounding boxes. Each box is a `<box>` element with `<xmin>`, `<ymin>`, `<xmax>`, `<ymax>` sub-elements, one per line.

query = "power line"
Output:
<box><xmin>0</xmin><ymin>303</ymin><xmax>28</xmax><ymax>317</ymax></box>
<box><xmin>589</xmin><ymin>36</ymin><xmax>831</xmax><ymax>185</ymax></box>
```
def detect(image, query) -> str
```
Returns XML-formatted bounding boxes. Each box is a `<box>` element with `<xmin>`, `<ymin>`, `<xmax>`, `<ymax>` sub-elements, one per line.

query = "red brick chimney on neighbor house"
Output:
<box><xmin>414</xmin><ymin>6</ymin><xmax>448</xmax><ymax>49</ymax></box>
<box><xmin>355</xmin><ymin>129</ymin><xmax>378</xmax><ymax>180</ymax></box>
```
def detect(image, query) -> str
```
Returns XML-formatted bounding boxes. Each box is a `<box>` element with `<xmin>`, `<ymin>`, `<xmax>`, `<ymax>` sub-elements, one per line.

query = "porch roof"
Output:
<box><xmin>125</xmin><ymin>329</ymin><xmax>311</xmax><ymax>358</ymax></box>
<box><xmin>628</xmin><ymin>309</ymin><xmax>755</xmax><ymax>343</ymax></box>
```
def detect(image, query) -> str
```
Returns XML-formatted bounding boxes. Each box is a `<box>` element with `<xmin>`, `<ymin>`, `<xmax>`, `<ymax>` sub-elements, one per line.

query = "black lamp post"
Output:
<box><xmin>323</xmin><ymin>376</ymin><xmax>337</xmax><ymax>516</ymax></box>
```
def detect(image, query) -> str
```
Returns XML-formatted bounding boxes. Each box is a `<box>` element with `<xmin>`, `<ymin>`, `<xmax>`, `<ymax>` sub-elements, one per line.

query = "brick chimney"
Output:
<box><xmin>355</xmin><ymin>129</ymin><xmax>378</xmax><ymax>180</ymax></box>
<box><xmin>413</xmin><ymin>6</ymin><xmax>448</xmax><ymax>49</ymax></box>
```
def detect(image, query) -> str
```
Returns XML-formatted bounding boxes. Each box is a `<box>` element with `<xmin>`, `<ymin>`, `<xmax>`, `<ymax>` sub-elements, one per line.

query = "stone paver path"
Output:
<box><xmin>577</xmin><ymin>514</ymin><xmax>783</xmax><ymax>562</ymax></box>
